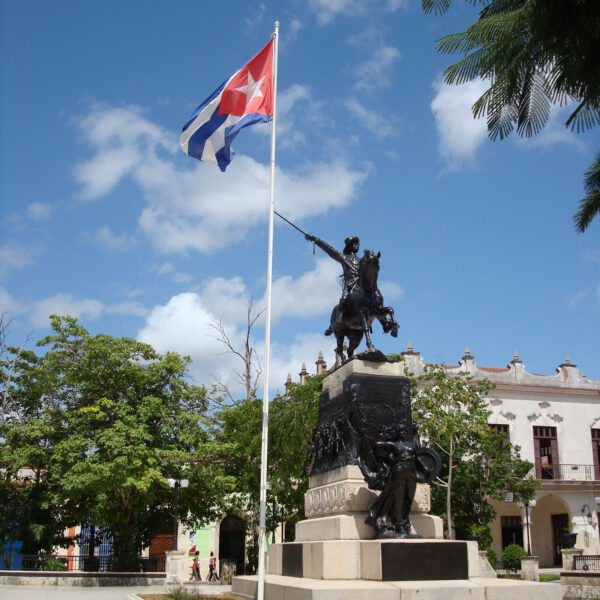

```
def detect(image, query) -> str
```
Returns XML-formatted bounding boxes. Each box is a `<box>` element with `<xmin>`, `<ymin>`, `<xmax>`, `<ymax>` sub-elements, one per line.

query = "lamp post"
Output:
<box><xmin>168</xmin><ymin>478</ymin><xmax>189</xmax><ymax>551</ymax></box>
<box><xmin>519</xmin><ymin>499</ymin><xmax>536</xmax><ymax>555</ymax></box>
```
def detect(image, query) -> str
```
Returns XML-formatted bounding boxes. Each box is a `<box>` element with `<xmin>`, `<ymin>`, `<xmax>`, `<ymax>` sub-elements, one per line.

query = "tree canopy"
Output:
<box><xmin>1</xmin><ymin>316</ymin><xmax>230</xmax><ymax>569</ymax></box>
<box><xmin>422</xmin><ymin>0</ymin><xmax>600</xmax><ymax>232</ymax></box>
<box><xmin>410</xmin><ymin>363</ymin><xmax>538</xmax><ymax>545</ymax></box>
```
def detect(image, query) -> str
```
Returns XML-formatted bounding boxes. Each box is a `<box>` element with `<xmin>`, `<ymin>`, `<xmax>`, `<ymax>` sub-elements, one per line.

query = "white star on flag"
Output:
<box><xmin>235</xmin><ymin>71</ymin><xmax>265</xmax><ymax>108</ymax></box>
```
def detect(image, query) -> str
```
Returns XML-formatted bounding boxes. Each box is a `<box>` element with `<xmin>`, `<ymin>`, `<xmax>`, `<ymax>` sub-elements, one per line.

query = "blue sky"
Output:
<box><xmin>1</xmin><ymin>0</ymin><xmax>599</xmax><ymax>393</ymax></box>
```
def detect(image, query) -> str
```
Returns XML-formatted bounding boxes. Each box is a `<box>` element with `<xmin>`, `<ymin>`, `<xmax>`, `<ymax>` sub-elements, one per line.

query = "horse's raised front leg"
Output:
<box><xmin>376</xmin><ymin>307</ymin><xmax>399</xmax><ymax>337</ymax></box>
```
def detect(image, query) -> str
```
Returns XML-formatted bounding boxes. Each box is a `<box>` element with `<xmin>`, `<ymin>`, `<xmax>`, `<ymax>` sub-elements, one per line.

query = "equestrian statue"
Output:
<box><xmin>273</xmin><ymin>211</ymin><xmax>399</xmax><ymax>362</ymax></box>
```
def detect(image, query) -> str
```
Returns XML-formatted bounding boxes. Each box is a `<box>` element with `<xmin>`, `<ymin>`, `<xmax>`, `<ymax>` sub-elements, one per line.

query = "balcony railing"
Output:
<box><xmin>537</xmin><ymin>464</ymin><xmax>597</xmax><ymax>481</ymax></box>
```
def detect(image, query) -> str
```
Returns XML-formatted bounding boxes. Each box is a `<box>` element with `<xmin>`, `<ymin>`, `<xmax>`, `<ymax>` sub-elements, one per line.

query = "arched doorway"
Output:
<box><xmin>531</xmin><ymin>495</ymin><xmax>571</xmax><ymax>567</ymax></box>
<box><xmin>219</xmin><ymin>516</ymin><xmax>246</xmax><ymax>574</ymax></box>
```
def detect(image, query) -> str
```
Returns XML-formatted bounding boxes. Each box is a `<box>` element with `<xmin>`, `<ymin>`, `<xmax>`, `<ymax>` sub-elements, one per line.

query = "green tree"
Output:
<box><xmin>210</xmin><ymin>372</ymin><xmax>323</xmax><ymax>559</ymax></box>
<box><xmin>422</xmin><ymin>0</ymin><xmax>600</xmax><ymax>232</ymax></box>
<box><xmin>411</xmin><ymin>364</ymin><xmax>537</xmax><ymax>544</ymax></box>
<box><xmin>269</xmin><ymin>374</ymin><xmax>324</xmax><ymax>531</ymax></box>
<box><xmin>1</xmin><ymin>315</ymin><xmax>227</xmax><ymax>569</ymax></box>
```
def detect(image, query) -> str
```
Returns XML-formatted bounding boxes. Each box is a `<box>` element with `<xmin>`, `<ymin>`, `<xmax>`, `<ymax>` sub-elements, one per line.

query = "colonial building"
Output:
<box><xmin>398</xmin><ymin>344</ymin><xmax>600</xmax><ymax>567</ymax></box>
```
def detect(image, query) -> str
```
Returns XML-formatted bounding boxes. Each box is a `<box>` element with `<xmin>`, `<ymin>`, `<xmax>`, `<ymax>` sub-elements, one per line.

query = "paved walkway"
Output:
<box><xmin>0</xmin><ymin>582</ymin><xmax>232</xmax><ymax>600</ymax></box>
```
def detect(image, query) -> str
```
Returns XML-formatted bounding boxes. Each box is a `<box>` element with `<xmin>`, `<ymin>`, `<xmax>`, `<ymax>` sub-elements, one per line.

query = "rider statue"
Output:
<box><xmin>305</xmin><ymin>233</ymin><xmax>360</xmax><ymax>336</ymax></box>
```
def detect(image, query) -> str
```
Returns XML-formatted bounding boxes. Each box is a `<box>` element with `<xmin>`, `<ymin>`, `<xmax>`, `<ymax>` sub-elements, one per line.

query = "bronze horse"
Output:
<box><xmin>329</xmin><ymin>249</ymin><xmax>399</xmax><ymax>361</ymax></box>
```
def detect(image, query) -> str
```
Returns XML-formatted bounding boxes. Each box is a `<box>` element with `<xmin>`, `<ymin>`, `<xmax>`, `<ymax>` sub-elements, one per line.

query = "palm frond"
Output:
<box><xmin>565</xmin><ymin>101</ymin><xmax>600</xmax><ymax>134</ymax></box>
<box><xmin>573</xmin><ymin>151</ymin><xmax>600</xmax><ymax>233</ymax></box>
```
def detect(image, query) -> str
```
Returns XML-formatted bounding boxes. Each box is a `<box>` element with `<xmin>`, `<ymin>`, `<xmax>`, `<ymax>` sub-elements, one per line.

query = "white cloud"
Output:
<box><xmin>380</xmin><ymin>280</ymin><xmax>404</xmax><ymax>300</ymax></box>
<box><xmin>198</xmin><ymin>276</ymin><xmax>251</xmax><ymax>326</ymax></box>
<box><xmin>431</xmin><ymin>77</ymin><xmax>489</xmax><ymax>169</ymax></box>
<box><xmin>156</xmin><ymin>262</ymin><xmax>174</xmax><ymax>275</ymax></box>
<box><xmin>0</xmin><ymin>243</ymin><xmax>41</xmax><ymax>277</ymax></box>
<box><xmin>268</xmin><ymin>258</ymin><xmax>341</xmax><ymax>321</ymax></box>
<box><xmin>287</xmin><ymin>18</ymin><xmax>304</xmax><ymax>43</ymax></box>
<box><xmin>345</xmin><ymin>98</ymin><xmax>395</xmax><ymax>139</ymax></box>
<box><xmin>94</xmin><ymin>226</ymin><xmax>134</xmax><ymax>251</ymax></box>
<box><xmin>171</xmin><ymin>272</ymin><xmax>193</xmax><ymax>284</ymax></box>
<box><xmin>137</xmin><ymin>292</ymin><xmax>244</xmax><ymax>389</ymax></box>
<box><xmin>308</xmin><ymin>0</ymin><xmax>405</xmax><ymax>25</ymax></box>
<box><xmin>274</xmin><ymin>84</ymin><xmax>317</xmax><ymax>148</ymax></box>
<box><xmin>26</xmin><ymin>202</ymin><xmax>51</xmax><ymax>221</ymax></box>
<box><xmin>0</xmin><ymin>287</ymin><xmax>23</xmax><ymax>315</ymax></box>
<box><xmin>567</xmin><ymin>282</ymin><xmax>600</xmax><ymax>308</ymax></box>
<box><xmin>353</xmin><ymin>45</ymin><xmax>401</xmax><ymax>92</ymax></box>
<box><xmin>73</xmin><ymin>104</ymin><xmax>176</xmax><ymax>201</ymax></box>
<box><xmin>135</xmin><ymin>258</ymin><xmax>401</xmax><ymax>395</ymax></box>
<box><xmin>31</xmin><ymin>295</ymin><xmax>105</xmax><ymax>326</ymax></box>
<box><xmin>136</xmin><ymin>290</ymin><xmax>336</xmax><ymax>395</ymax></box>
<box><xmin>30</xmin><ymin>294</ymin><xmax>148</xmax><ymax>327</ymax></box>
<box><xmin>268</xmin><ymin>333</ymin><xmax>336</xmax><ymax>392</ymax></box>
<box><xmin>74</xmin><ymin>105</ymin><xmax>366</xmax><ymax>255</ymax></box>
<box><xmin>245</xmin><ymin>3</ymin><xmax>266</xmax><ymax>28</ymax></box>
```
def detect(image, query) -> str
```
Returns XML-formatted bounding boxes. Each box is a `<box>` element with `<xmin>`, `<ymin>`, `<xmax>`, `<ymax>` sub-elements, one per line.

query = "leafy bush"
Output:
<box><xmin>486</xmin><ymin>549</ymin><xmax>497</xmax><ymax>568</ymax></box>
<box><xmin>501</xmin><ymin>544</ymin><xmax>527</xmax><ymax>572</ymax></box>
<box><xmin>41</xmin><ymin>556</ymin><xmax>67</xmax><ymax>571</ymax></box>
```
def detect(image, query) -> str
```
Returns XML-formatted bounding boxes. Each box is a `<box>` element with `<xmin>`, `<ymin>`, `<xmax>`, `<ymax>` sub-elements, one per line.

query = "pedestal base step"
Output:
<box><xmin>267</xmin><ymin>539</ymin><xmax>480</xmax><ymax>581</ymax></box>
<box><xmin>232</xmin><ymin>574</ymin><xmax>562</xmax><ymax>600</ymax></box>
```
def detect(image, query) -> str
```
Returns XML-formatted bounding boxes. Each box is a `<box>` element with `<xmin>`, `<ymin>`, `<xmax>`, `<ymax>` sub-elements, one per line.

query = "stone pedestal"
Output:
<box><xmin>165</xmin><ymin>550</ymin><xmax>187</xmax><ymax>584</ymax></box>
<box><xmin>478</xmin><ymin>550</ymin><xmax>497</xmax><ymax>578</ymax></box>
<box><xmin>562</xmin><ymin>547</ymin><xmax>584</xmax><ymax>571</ymax></box>
<box><xmin>266</xmin><ymin>538</ymin><xmax>480</xmax><ymax>581</ymax></box>
<box><xmin>298</xmin><ymin>465</ymin><xmax>443</xmax><ymax>541</ymax></box>
<box><xmin>233</xmin><ymin>359</ymin><xmax>558</xmax><ymax>599</ymax></box>
<box><xmin>520</xmin><ymin>556</ymin><xmax>539</xmax><ymax>581</ymax></box>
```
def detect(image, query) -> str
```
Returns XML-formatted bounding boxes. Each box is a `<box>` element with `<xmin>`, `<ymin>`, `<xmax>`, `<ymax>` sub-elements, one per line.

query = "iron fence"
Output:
<box><xmin>574</xmin><ymin>555</ymin><xmax>600</xmax><ymax>571</ymax></box>
<box><xmin>0</xmin><ymin>553</ymin><xmax>165</xmax><ymax>572</ymax></box>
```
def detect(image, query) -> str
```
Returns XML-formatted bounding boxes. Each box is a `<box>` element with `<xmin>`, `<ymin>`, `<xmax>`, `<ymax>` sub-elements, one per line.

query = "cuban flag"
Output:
<box><xmin>180</xmin><ymin>40</ymin><xmax>274</xmax><ymax>172</ymax></box>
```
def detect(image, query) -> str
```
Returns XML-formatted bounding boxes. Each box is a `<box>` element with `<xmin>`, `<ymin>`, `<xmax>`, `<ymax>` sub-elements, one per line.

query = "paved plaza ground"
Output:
<box><xmin>0</xmin><ymin>582</ymin><xmax>232</xmax><ymax>600</ymax></box>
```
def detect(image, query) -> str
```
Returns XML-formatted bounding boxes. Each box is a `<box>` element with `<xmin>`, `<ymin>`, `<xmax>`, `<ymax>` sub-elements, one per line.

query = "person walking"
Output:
<box><xmin>208</xmin><ymin>551</ymin><xmax>220</xmax><ymax>582</ymax></box>
<box><xmin>190</xmin><ymin>551</ymin><xmax>201</xmax><ymax>581</ymax></box>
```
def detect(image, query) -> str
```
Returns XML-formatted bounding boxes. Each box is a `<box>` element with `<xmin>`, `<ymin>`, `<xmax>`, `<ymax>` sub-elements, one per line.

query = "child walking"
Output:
<box><xmin>208</xmin><ymin>551</ymin><xmax>220</xmax><ymax>582</ymax></box>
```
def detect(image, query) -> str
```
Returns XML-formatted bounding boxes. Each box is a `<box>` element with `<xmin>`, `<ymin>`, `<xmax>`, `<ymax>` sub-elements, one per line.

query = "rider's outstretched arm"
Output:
<box><xmin>305</xmin><ymin>234</ymin><xmax>342</xmax><ymax>263</ymax></box>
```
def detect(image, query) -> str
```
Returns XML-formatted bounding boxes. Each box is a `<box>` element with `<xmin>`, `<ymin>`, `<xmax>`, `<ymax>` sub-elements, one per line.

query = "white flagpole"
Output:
<box><xmin>257</xmin><ymin>20</ymin><xmax>279</xmax><ymax>600</ymax></box>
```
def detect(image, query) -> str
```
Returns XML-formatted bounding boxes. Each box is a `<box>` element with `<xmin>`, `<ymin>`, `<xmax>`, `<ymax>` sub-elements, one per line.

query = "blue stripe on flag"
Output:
<box><xmin>216</xmin><ymin>113</ymin><xmax>270</xmax><ymax>171</ymax></box>
<box><xmin>186</xmin><ymin>107</ymin><xmax>228</xmax><ymax>163</ymax></box>
<box><xmin>182</xmin><ymin>80</ymin><xmax>227</xmax><ymax>133</ymax></box>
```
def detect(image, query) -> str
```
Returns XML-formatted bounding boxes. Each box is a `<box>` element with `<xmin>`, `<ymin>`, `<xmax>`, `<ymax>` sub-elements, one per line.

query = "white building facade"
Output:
<box><xmin>399</xmin><ymin>346</ymin><xmax>600</xmax><ymax>567</ymax></box>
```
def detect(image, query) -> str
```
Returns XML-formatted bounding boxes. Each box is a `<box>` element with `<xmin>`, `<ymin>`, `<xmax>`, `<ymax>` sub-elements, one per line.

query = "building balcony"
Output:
<box><xmin>537</xmin><ymin>464</ymin><xmax>598</xmax><ymax>482</ymax></box>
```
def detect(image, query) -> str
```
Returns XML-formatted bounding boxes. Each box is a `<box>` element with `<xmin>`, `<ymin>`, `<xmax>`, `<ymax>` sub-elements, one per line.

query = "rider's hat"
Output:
<box><xmin>344</xmin><ymin>236</ymin><xmax>359</xmax><ymax>249</ymax></box>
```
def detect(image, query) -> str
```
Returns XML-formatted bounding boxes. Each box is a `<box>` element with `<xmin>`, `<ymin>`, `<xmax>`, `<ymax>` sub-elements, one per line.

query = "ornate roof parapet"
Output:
<box><xmin>456</xmin><ymin>346</ymin><xmax>478</xmax><ymax>375</ymax></box>
<box><xmin>299</xmin><ymin>363</ymin><xmax>308</xmax><ymax>385</ymax></box>
<box><xmin>315</xmin><ymin>351</ymin><xmax>327</xmax><ymax>375</ymax></box>
<box><xmin>286</xmin><ymin>348</ymin><xmax>600</xmax><ymax>393</ymax></box>
<box><xmin>400</xmin><ymin>341</ymin><xmax>426</xmax><ymax>376</ymax></box>
<box><xmin>443</xmin><ymin>348</ymin><xmax>599</xmax><ymax>390</ymax></box>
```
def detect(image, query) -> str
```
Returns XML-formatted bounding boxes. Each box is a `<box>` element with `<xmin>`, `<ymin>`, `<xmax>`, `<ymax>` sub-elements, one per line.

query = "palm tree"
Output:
<box><xmin>573</xmin><ymin>151</ymin><xmax>600</xmax><ymax>233</ymax></box>
<box><xmin>422</xmin><ymin>0</ymin><xmax>600</xmax><ymax>232</ymax></box>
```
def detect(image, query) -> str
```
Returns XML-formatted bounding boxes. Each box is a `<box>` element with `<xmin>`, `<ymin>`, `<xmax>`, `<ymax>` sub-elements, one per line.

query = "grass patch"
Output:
<box><xmin>540</xmin><ymin>573</ymin><xmax>560</xmax><ymax>582</ymax></box>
